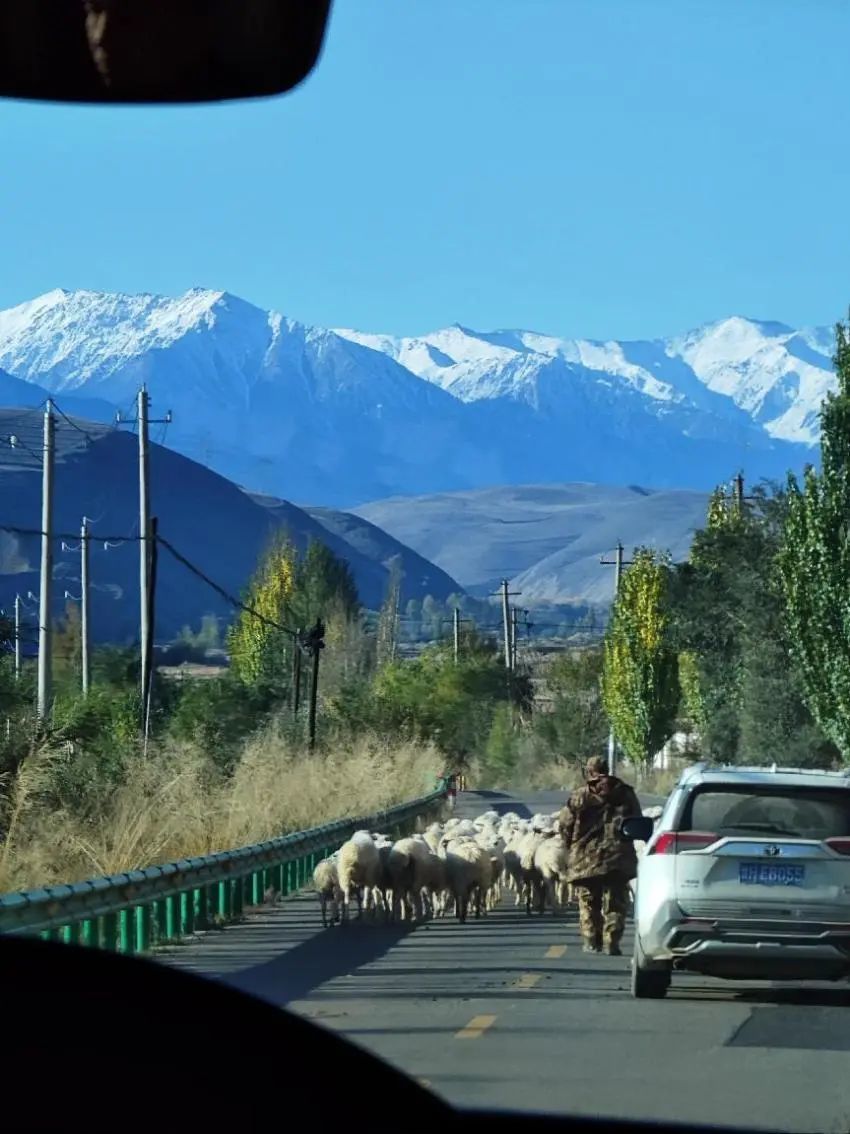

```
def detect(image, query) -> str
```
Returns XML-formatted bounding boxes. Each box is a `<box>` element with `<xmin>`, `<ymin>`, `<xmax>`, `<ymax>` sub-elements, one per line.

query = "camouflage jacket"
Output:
<box><xmin>559</xmin><ymin>776</ymin><xmax>642</xmax><ymax>883</ymax></box>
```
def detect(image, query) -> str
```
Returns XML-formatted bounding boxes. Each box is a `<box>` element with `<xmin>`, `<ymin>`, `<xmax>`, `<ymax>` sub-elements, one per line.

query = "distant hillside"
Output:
<box><xmin>353</xmin><ymin>483</ymin><xmax>711</xmax><ymax>605</ymax></box>
<box><xmin>0</xmin><ymin>409</ymin><xmax>462</xmax><ymax>646</ymax></box>
<box><xmin>304</xmin><ymin>506</ymin><xmax>464</xmax><ymax>601</ymax></box>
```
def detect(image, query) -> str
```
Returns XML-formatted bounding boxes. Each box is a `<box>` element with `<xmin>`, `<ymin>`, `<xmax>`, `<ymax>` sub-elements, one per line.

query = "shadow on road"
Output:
<box><xmin>223</xmin><ymin>917</ymin><xmax>417</xmax><ymax>1006</ymax></box>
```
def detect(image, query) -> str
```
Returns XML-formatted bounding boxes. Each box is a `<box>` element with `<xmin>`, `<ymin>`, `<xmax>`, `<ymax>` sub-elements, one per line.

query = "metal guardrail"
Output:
<box><xmin>0</xmin><ymin>782</ymin><xmax>449</xmax><ymax>954</ymax></box>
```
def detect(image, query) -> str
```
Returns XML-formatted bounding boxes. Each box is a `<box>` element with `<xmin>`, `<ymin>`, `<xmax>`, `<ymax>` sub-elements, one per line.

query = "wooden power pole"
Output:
<box><xmin>493</xmin><ymin>579</ymin><xmax>521</xmax><ymax>672</ymax></box>
<box><xmin>37</xmin><ymin>400</ymin><xmax>55</xmax><ymax>723</ymax></box>
<box><xmin>292</xmin><ymin>628</ymin><xmax>302</xmax><ymax>714</ymax></box>
<box><xmin>80</xmin><ymin>517</ymin><xmax>90</xmax><ymax>697</ymax></box>
<box><xmin>451</xmin><ymin>607</ymin><xmax>472</xmax><ymax>665</ymax></box>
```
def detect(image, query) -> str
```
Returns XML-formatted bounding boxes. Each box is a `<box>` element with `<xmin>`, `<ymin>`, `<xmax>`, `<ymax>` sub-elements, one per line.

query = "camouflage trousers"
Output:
<box><xmin>573</xmin><ymin>874</ymin><xmax>632</xmax><ymax>948</ymax></box>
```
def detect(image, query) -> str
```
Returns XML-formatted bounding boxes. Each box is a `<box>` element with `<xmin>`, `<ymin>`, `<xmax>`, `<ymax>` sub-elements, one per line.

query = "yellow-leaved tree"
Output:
<box><xmin>228</xmin><ymin>534</ymin><xmax>296</xmax><ymax>686</ymax></box>
<box><xmin>602</xmin><ymin>547</ymin><xmax>680</xmax><ymax>771</ymax></box>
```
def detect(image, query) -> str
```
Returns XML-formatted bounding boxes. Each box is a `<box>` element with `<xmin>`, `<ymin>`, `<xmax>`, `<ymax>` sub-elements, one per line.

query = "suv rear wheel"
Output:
<box><xmin>631</xmin><ymin>936</ymin><xmax>671</xmax><ymax>999</ymax></box>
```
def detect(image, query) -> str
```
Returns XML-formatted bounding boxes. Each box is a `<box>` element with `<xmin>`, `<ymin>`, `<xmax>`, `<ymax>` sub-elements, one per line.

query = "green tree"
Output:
<box><xmin>534</xmin><ymin>647</ymin><xmax>608</xmax><ymax>768</ymax></box>
<box><xmin>404</xmin><ymin>598</ymin><xmax>422</xmax><ymax>641</ymax></box>
<box><xmin>484</xmin><ymin>703</ymin><xmax>518</xmax><ymax>783</ymax></box>
<box><xmin>602</xmin><ymin>547</ymin><xmax>680</xmax><ymax>770</ymax></box>
<box><xmin>376</xmin><ymin>557</ymin><xmax>402</xmax><ymax>668</ymax></box>
<box><xmin>780</xmin><ymin>312</ymin><xmax>850</xmax><ymax>760</ymax></box>
<box><xmin>227</xmin><ymin>532</ymin><xmax>296</xmax><ymax>688</ymax></box>
<box><xmin>290</xmin><ymin>539</ymin><xmax>359</xmax><ymax>631</ymax></box>
<box><xmin>674</xmin><ymin>485</ymin><xmax>837</xmax><ymax>766</ymax></box>
<box><xmin>53</xmin><ymin>600</ymin><xmax>82</xmax><ymax>695</ymax></box>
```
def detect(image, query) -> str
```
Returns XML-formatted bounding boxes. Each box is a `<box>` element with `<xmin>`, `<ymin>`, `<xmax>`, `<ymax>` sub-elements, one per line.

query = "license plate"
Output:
<box><xmin>739</xmin><ymin>862</ymin><xmax>805</xmax><ymax>886</ymax></box>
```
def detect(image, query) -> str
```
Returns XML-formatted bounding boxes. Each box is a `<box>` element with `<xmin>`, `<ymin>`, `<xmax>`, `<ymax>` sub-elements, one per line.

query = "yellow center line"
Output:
<box><xmin>455</xmin><ymin>1014</ymin><xmax>497</xmax><ymax>1039</ymax></box>
<box><xmin>545</xmin><ymin>944</ymin><xmax>567</xmax><ymax>958</ymax></box>
<box><xmin>513</xmin><ymin>972</ymin><xmax>542</xmax><ymax>990</ymax></box>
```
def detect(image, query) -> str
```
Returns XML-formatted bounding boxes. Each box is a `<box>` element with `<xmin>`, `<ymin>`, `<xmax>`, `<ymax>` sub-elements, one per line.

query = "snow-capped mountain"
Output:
<box><xmin>0</xmin><ymin>287</ymin><xmax>831</xmax><ymax>507</ymax></box>
<box><xmin>337</xmin><ymin>316</ymin><xmax>835</xmax><ymax>446</ymax></box>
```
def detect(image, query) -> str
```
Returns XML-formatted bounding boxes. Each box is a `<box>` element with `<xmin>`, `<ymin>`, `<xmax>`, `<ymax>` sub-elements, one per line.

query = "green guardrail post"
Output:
<box><xmin>216</xmin><ymin>879</ymin><xmax>229</xmax><ymax>922</ymax></box>
<box><xmin>134</xmin><ymin>905</ymin><xmax>151</xmax><ymax>953</ymax></box>
<box><xmin>180</xmin><ymin>889</ymin><xmax>192</xmax><ymax>936</ymax></box>
<box><xmin>118</xmin><ymin>908</ymin><xmax>133</xmax><ymax>954</ymax></box>
<box><xmin>165</xmin><ymin>895</ymin><xmax>178</xmax><ymax>941</ymax></box>
<box><xmin>152</xmin><ymin>898</ymin><xmax>166</xmax><ymax>946</ymax></box>
<box><xmin>251</xmin><ymin>870</ymin><xmax>262</xmax><ymax>906</ymax></box>
<box><xmin>193</xmin><ymin>886</ymin><xmax>207</xmax><ymax>930</ymax></box>
<box><xmin>77</xmin><ymin>919</ymin><xmax>94</xmax><ymax>947</ymax></box>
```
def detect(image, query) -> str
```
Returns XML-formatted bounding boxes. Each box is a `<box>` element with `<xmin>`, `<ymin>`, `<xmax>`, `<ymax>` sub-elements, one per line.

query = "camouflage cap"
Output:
<box><xmin>585</xmin><ymin>755</ymin><xmax>609</xmax><ymax>779</ymax></box>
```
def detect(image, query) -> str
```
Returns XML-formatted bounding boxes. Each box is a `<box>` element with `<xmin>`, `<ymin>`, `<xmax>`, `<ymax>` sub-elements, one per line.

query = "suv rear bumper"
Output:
<box><xmin>665</xmin><ymin>918</ymin><xmax>850</xmax><ymax>980</ymax></box>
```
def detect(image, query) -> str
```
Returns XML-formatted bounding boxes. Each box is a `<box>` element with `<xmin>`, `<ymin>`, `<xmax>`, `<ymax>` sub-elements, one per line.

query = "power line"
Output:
<box><xmin>155</xmin><ymin>533</ymin><xmax>298</xmax><ymax>638</ymax></box>
<box><xmin>0</xmin><ymin>523</ymin><xmax>140</xmax><ymax>543</ymax></box>
<box><xmin>51</xmin><ymin>403</ymin><xmax>99</xmax><ymax>444</ymax></box>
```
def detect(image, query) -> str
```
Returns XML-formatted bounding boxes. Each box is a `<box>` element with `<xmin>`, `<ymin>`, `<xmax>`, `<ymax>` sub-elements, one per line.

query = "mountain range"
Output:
<box><xmin>0</xmin><ymin>409</ymin><xmax>464</xmax><ymax>645</ymax></box>
<box><xmin>0</xmin><ymin>288</ymin><xmax>834</xmax><ymax>507</ymax></box>
<box><xmin>354</xmin><ymin>483</ymin><xmax>711</xmax><ymax>605</ymax></box>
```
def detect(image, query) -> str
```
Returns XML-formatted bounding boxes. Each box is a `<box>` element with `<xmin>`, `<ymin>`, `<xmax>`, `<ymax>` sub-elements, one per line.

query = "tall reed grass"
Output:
<box><xmin>0</xmin><ymin>725</ymin><xmax>441</xmax><ymax>892</ymax></box>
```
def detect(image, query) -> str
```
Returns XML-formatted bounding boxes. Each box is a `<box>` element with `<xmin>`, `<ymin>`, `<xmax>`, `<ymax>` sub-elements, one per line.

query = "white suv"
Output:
<box><xmin>621</xmin><ymin>763</ymin><xmax>850</xmax><ymax>998</ymax></box>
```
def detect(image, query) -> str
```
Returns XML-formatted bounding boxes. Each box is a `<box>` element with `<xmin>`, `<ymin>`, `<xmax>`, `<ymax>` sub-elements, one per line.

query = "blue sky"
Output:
<box><xmin>0</xmin><ymin>0</ymin><xmax>848</xmax><ymax>340</ymax></box>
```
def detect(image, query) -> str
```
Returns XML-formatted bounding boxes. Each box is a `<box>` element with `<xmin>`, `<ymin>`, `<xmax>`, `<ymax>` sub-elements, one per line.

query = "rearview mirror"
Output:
<box><xmin>0</xmin><ymin>0</ymin><xmax>332</xmax><ymax>104</ymax></box>
<box><xmin>620</xmin><ymin>815</ymin><xmax>655</xmax><ymax>842</ymax></box>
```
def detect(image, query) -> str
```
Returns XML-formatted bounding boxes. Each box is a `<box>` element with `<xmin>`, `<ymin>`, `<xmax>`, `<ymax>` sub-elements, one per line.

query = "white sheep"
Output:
<box><xmin>388</xmin><ymin>836</ymin><xmax>432</xmax><ymax>921</ymax></box>
<box><xmin>533</xmin><ymin>836</ymin><xmax>569</xmax><ymax>915</ymax></box>
<box><xmin>337</xmin><ymin>831</ymin><xmax>381</xmax><ymax>924</ymax></box>
<box><xmin>439</xmin><ymin>835</ymin><xmax>490</xmax><ymax>923</ymax></box>
<box><xmin>312</xmin><ymin>857</ymin><xmax>343</xmax><ymax>927</ymax></box>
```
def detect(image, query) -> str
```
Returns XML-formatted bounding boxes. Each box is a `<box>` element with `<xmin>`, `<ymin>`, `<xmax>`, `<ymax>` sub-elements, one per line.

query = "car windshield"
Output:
<box><xmin>684</xmin><ymin>787</ymin><xmax>850</xmax><ymax>841</ymax></box>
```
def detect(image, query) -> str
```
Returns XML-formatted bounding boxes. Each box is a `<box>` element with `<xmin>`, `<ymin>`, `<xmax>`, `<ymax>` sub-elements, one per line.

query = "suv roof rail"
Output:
<box><xmin>678</xmin><ymin>761</ymin><xmax>708</xmax><ymax>784</ymax></box>
<box><xmin>678</xmin><ymin>762</ymin><xmax>850</xmax><ymax>780</ymax></box>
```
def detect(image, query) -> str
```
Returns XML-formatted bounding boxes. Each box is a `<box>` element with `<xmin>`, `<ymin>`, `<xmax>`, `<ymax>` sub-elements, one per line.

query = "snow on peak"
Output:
<box><xmin>0</xmin><ymin>286</ymin><xmax>271</xmax><ymax>394</ymax></box>
<box><xmin>668</xmin><ymin>315</ymin><xmax>834</xmax><ymax>443</ymax></box>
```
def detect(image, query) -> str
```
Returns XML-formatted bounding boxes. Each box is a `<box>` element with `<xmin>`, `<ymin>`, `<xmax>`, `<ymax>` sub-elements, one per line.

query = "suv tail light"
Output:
<box><xmin>824</xmin><ymin>837</ymin><xmax>850</xmax><ymax>856</ymax></box>
<box><xmin>649</xmin><ymin>831</ymin><xmax>719</xmax><ymax>856</ymax></box>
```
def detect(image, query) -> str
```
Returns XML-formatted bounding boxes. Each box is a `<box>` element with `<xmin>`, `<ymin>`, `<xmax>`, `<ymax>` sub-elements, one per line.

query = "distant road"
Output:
<box><xmin>159</xmin><ymin>789</ymin><xmax>850</xmax><ymax>1133</ymax></box>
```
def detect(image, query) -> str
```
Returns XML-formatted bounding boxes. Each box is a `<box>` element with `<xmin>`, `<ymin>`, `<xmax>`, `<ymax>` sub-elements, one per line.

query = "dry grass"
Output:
<box><xmin>0</xmin><ymin>727</ymin><xmax>441</xmax><ymax>893</ymax></box>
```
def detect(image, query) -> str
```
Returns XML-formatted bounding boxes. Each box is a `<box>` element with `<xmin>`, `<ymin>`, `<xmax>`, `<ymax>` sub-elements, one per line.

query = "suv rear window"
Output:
<box><xmin>681</xmin><ymin>786</ymin><xmax>850</xmax><ymax>841</ymax></box>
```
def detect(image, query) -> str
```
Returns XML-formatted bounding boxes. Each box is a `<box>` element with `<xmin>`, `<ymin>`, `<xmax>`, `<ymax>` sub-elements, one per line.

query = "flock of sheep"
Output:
<box><xmin>313</xmin><ymin>803</ymin><xmax>665</xmax><ymax>927</ymax></box>
<box><xmin>313</xmin><ymin>805</ymin><xmax>661</xmax><ymax>927</ymax></box>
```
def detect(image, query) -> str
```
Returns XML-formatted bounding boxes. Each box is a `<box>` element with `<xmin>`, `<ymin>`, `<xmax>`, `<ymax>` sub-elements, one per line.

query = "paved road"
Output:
<box><xmin>159</xmin><ymin>790</ymin><xmax>850</xmax><ymax>1133</ymax></box>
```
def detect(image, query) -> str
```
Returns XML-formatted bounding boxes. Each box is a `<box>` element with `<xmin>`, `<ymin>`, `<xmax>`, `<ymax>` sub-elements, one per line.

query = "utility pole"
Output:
<box><xmin>600</xmin><ymin>542</ymin><xmax>633</xmax><ymax>776</ymax></box>
<box><xmin>304</xmin><ymin>619</ymin><xmax>325</xmax><ymax>749</ymax></box>
<box><xmin>292</xmin><ymin>628</ymin><xmax>302</xmax><ymax>714</ymax></box>
<box><xmin>37</xmin><ymin>400</ymin><xmax>55</xmax><ymax>724</ymax></box>
<box><xmin>14</xmin><ymin>594</ymin><xmax>21</xmax><ymax>681</ymax></box>
<box><xmin>142</xmin><ymin>517</ymin><xmax>159</xmax><ymax>752</ymax></box>
<box><xmin>729</xmin><ymin>472</ymin><xmax>756</xmax><ymax>518</ymax></box>
<box><xmin>137</xmin><ymin>387</ymin><xmax>150</xmax><ymax>707</ymax></box>
<box><xmin>451</xmin><ymin>607</ymin><xmax>472</xmax><ymax>665</ymax></box>
<box><xmin>80</xmin><ymin>517</ymin><xmax>90</xmax><ymax>697</ymax></box>
<box><xmin>126</xmin><ymin>387</ymin><xmax>171</xmax><ymax>710</ymax></box>
<box><xmin>493</xmin><ymin>579</ymin><xmax>521</xmax><ymax>672</ymax></box>
<box><xmin>511</xmin><ymin>607</ymin><xmax>521</xmax><ymax>670</ymax></box>
<box><xmin>513</xmin><ymin>608</ymin><xmax>533</xmax><ymax>669</ymax></box>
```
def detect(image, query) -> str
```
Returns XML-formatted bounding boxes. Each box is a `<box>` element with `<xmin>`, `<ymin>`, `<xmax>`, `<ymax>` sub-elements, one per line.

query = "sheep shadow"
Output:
<box><xmin>220</xmin><ymin>915</ymin><xmax>416</xmax><ymax>1007</ymax></box>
